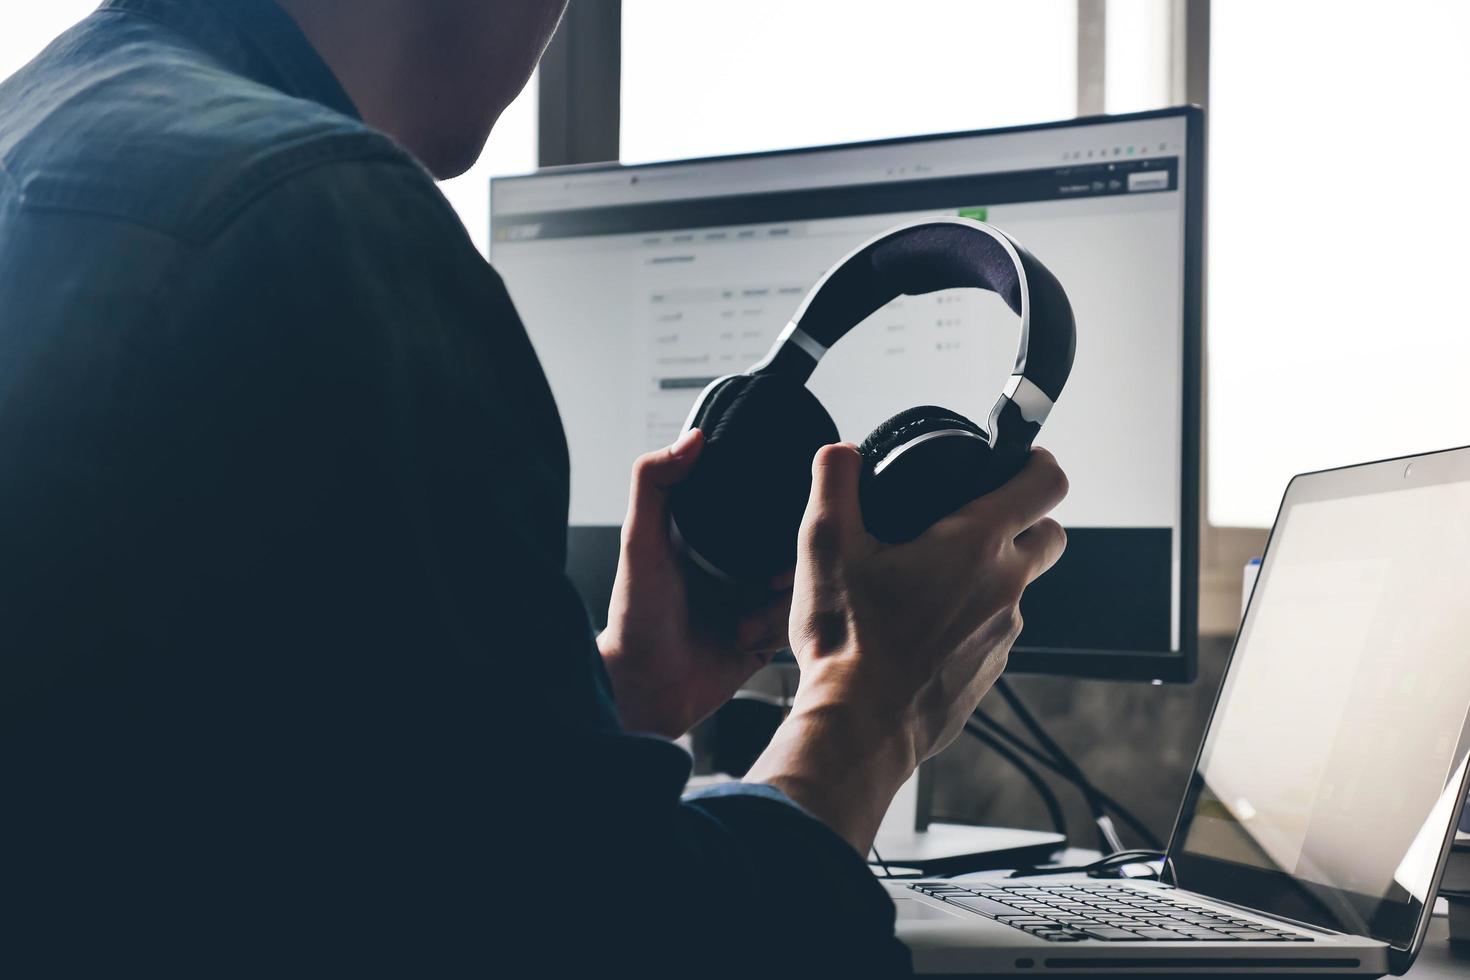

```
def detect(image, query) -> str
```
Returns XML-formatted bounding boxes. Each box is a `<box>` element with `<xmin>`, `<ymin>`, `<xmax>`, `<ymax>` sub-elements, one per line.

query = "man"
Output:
<box><xmin>0</xmin><ymin>1</ymin><xmax>1067</xmax><ymax>974</ymax></box>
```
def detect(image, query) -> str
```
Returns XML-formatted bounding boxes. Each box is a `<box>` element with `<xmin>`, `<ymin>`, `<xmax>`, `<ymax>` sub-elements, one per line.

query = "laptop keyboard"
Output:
<box><xmin>908</xmin><ymin>882</ymin><xmax>1315</xmax><ymax>943</ymax></box>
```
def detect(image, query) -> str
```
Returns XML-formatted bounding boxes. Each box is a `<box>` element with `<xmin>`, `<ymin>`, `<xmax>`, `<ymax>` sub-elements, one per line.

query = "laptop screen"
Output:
<box><xmin>1172</xmin><ymin>449</ymin><xmax>1470</xmax><ymax>950</ymax></box>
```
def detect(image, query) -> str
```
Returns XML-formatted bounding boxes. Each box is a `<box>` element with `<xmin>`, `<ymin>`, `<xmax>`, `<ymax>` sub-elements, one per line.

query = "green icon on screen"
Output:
<box><xmin>959</xmin><ymin>206</ymin><xmax>989</xmax><ymax>222</ymax></box>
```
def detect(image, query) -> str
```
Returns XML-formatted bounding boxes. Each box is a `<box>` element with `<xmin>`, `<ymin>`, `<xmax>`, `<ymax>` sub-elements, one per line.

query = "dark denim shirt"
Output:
<box><xmin>0</xmin><ymin>0</ymin><xmax>907</xmax><ymax>973</ymax></box>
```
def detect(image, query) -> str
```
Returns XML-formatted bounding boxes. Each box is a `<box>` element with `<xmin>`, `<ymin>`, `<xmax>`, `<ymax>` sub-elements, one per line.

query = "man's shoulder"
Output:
<box><xmin>0</xmin><ymin>9</ymin><xmax>423</xmax><ymax>245</ymax></box>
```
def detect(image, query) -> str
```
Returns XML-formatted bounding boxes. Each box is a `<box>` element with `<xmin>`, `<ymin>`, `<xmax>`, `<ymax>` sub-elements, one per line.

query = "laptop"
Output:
<box><xmin>888</xmin><ymin>446</ymin><xmax>1470</xmax><ymax>975</ymax></box>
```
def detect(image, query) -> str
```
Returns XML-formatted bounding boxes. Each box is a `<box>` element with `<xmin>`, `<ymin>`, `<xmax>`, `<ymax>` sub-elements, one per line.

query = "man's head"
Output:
<box><xmin>277</xmin><ymin>0</ymin><xmax>568</xmax><ymax>179</ymax></box>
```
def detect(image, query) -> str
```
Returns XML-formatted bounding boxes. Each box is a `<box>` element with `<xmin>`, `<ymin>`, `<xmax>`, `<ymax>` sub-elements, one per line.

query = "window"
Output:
<box><xmin>620</xmin><ymin>0</ymin><xmax>1078</xmax><ymax>164</ymax></box>
<box><xmin>1207</xmin><ymin>0</ymin><xmax>1470</xmax><ymax>527</ymax></box>
<box><xmin>0</xmin><ymin>3</ymin><xmax>97</xmax><ymax>81</ymax></box>
<box><xmin>1104</xmin><ymin>0</ymin><xmax>1175</xmax><ymax>115</ymax></box>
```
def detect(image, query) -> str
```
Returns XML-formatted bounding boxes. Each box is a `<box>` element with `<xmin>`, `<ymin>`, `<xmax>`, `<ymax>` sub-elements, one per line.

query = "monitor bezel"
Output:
<box><xmin>1166</xmin><ymin>444</ymin><xmax>1470</xmax><ymax>970</ymax></box>
<box><xmin>494</xmin><ymin>106</ymin><xmax>1204</xmax><ymax>684</ymax></box>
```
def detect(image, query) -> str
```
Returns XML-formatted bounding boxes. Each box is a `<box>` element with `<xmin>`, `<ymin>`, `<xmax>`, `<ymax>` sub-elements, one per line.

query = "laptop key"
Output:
<box><xmin>1130</xmin><ymin>928</ymin><xmax>1191</xmax><ymax>941</ymax></box>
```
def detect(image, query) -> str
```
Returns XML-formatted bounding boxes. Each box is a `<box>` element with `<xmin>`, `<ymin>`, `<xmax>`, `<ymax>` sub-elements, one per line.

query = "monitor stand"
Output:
<box><xmin>873</xmin><ymin>764</ymin><xmax>1065</xmax><ymax>876</ymax></box>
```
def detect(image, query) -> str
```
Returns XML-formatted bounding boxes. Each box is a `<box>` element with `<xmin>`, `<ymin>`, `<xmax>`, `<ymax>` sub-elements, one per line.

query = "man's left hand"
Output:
<box><xmin>598</xmin><ymin>429</ymin><xmax>793</xmax><ymax>738</ymax></box>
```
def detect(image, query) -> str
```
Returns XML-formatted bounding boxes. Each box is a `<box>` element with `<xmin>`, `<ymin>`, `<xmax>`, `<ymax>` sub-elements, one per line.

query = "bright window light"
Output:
<box><xmin>1105</xmin><ymin>0</ymin><xmax>1173</xmax><ymax>114</ymax></box>
<box><xmin>0</xmin><ymin>3</ymin><xmax>98</xmax><ymax>81</ymax></box>
<box><xmin>621</xmin><ymin>0</ymin><xmax>1077</xmax><ymax>164</ymax></box>
<box><xmin>1208</xmin><ymin>1</ymin><xmax>1470</xmax><ymax>527</ymax></box>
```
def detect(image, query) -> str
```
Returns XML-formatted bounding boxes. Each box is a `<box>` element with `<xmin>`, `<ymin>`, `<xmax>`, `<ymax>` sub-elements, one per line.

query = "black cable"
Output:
<box><xmin>963</xmin><ymin>722</ymin><xmax>1067</xmax><ymax>838</ymax></box>
<box><xmin>870</xmin><ymin>843</ymin><xmax>896</xmax><ymax>878</ymax></box>
<box><xmin>976</xmin><ymin>711</ymin><xmax>1159</xmax><ymax>850</ymax></box>
<box><xmin>1161</xmin><ymin>853</ymin><xmax>1179</xmax><ymax>887</ymax></box>
<box><xmin>993</xmin><ymin>679</ymin><xmax>1111</xmax><ymax>851</ymax></box>
<box><xmin>992</xmin><ymin>679</ymin><xmax>1163</xmax><ymax>852</ymax></box>
<box><xmin>973</xmin><ymin>711</ymin><xmax>1163</xmax><ymax>850</ymax></box>
<box><xmin>1007</xmin><ymin>848</ymin><xmax>1167</xmax><ymax>879</ymax></box>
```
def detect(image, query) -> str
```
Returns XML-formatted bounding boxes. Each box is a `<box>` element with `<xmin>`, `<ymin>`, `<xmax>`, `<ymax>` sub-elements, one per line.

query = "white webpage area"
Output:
<box><xmin>492</xmin><ymin>117</ymin><xmax>1187</xmax><ymax>543</ymax></box>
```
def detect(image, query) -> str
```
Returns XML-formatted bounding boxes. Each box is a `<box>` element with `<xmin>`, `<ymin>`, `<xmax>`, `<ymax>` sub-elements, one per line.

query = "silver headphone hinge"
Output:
<box><xmin>1002</xmin><ymin>374</ymin><xmax>1054</xmax><ymax>425</ymax></box>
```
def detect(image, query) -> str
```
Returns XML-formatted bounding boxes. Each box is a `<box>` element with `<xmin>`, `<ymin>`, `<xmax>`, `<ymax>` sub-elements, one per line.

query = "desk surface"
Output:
<box><xmin>1409</xmin><ymin>917</ymin><xmax>1470</xmax><ymax>978</ymax></box>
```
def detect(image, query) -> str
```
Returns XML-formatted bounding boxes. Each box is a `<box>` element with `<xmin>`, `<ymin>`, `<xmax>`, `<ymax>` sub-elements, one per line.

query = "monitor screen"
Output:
<box><xmin>1173</xmin><ymin>448</ymin><xmax>1470</xmax><ymax>951</ymax></box>
<box><xmin>490</xmin><ymin>108</ymin><xmax>1202</xmax><ymax>681</ymax></box>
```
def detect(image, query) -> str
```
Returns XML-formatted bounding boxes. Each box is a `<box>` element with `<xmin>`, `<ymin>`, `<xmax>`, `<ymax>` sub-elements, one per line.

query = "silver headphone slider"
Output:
<box><xmin>1003</xmin><ymin>374</ymin><xmax>1055</xmax><ymax>425</ymax></box>
<box><xmin>776</xmin><ymin>321</ymin><xmax>828</xmax><ymax>362</ymax></box>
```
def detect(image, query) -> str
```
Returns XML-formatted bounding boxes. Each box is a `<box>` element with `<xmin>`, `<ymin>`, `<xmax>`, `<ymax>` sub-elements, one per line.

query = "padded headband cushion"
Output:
<box><xmin>672</xmin><ymin>374</ymin><xmax>839</xmax><ymax>583</ymax></box>
<box><xmin>797</xmin><ymin>223</ymin><xmax>1023</xmax><ymax>350</ymax></box>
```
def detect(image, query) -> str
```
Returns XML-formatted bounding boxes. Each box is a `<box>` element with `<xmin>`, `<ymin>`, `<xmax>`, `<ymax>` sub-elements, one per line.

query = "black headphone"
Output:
<box><xmin>669</xmin><ymin>217</ymin><xmax>1076</xmax><ymax>585</ymax></box>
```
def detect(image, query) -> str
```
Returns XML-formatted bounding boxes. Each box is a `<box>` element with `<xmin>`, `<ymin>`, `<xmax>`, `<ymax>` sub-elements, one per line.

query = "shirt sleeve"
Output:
<box><xmin>28</xmin><ymin>154</ymin><xmax>911</xmax><ymax>975</ymax></box>
<box><xmin>683</xmin><ymin>782</ymin><xmax>913</xmax><ymax>972</ymax></box>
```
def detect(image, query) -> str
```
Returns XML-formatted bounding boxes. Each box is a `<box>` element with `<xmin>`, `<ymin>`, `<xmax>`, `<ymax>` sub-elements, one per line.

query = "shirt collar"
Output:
<box><xmin>102</xmin><ymin>0</ymin><xmax>360</xmax><ymax>121</ymax></box>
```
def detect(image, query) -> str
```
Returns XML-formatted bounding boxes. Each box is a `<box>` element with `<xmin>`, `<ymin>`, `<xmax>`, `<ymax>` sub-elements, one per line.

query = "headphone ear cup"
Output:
<box><xmin>859</xmin><ymin>405</ymin><xmax>994</xmax><ymax>542</ymax></box>
<box><xmin>858</xmin><ymin>404</ymin><xmax>983</xmax><ymax>464</ymax></box>
<box><xmin>671</xmin><ymin>373</ymin><xmax>838</xmax><ymax>583</ymax></box>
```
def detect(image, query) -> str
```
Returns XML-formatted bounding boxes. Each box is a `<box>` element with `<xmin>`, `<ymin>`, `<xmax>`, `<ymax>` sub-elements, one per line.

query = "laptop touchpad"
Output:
<box><xmin>893</xmin><ymin>897</ymin><xmax>967</xmax><ymax>922</ymax></box>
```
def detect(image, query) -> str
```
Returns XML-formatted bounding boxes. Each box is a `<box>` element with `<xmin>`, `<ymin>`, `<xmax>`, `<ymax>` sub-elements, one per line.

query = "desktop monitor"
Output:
<box><xmin>490</xmin><ymin>107</ymin><xmax>1203</xmax><ymax>682</ymax></box>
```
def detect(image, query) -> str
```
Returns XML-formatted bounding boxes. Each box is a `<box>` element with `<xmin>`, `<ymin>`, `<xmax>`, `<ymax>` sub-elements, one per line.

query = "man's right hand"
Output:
<box><xmin>744</xmin><ymin>443</ymin><xmax>1068</xmax><ymax>854</ymax></box>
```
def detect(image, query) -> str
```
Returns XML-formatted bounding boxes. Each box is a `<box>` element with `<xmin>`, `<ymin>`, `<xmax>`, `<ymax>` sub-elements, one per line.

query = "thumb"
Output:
<box><xmin>624</xmin><ymin>428</ymin><xmax>704</xmax><ymax>546</ymax></box>
<box><xmin>800</xmin><ymin>443</ymin><xmax>866</xmax><ymax>558</ymax></box>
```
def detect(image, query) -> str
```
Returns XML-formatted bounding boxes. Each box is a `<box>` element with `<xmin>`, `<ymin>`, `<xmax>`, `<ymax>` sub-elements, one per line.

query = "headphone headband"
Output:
<box><xmin>671</xmin><ymin>217</ymin><xmax>1077</xmax><ymax>582</ymax></box>
<box><xmin>749</xmin><ymin>217</ymin><xmax>1075</xmax><ymax>428</ymax></box>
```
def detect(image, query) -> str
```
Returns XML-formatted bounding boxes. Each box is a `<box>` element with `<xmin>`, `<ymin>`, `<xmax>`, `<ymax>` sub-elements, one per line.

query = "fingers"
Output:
<box><xmin>623</xmin><ymin>429</ymin><xmax>704</xmax><ymax>548</ymax></box>
<box><xmin>799</xmin><ymin>443</ymin><xmax>867</xmax><ymax>559</ymax></box>
<box><xmin>931</xmin><ymin>448</ymin><xmax>1068</xmax><ymax>545</ymax></box>
<box><xmin>736</xmin><ymin>591</ymin><xmax>794</xmax><ymax>652</ymax></box>
<box><xmin>982</xmin><ymin>448</ymin><xmax>1069</xmax><ymax>534</ymax></box>
<box><xmin>1013</xmin><ymin>518</ymin><xmax>1067</xmax><ymax>580</ymax></box>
